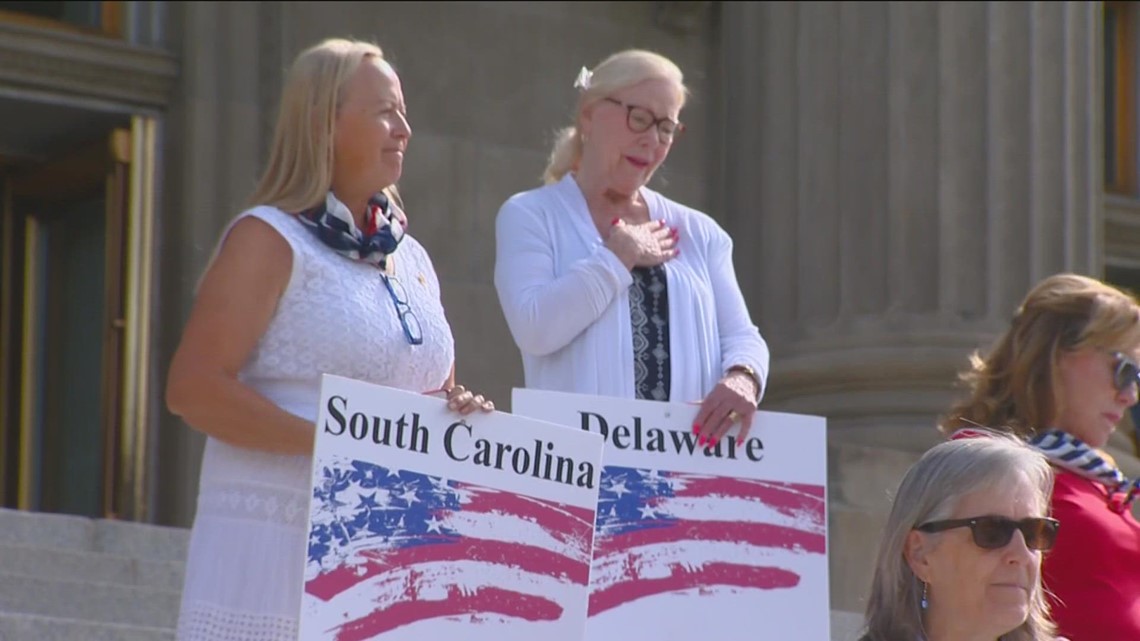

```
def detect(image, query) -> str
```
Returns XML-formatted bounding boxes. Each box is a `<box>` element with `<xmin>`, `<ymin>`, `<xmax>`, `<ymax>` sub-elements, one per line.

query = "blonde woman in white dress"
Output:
<box><xmin>165</xmin><ymin>38</ymin><xmax>493</xmax><ymax>641</ymax></box>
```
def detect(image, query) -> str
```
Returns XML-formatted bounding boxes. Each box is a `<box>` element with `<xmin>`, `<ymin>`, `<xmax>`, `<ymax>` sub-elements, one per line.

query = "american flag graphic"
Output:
<box><xmin>590</xmin><ymin>465</ymin><xmax>827</xmax><ymax>616</ymax></box>
<box><xmin>303</xmin><ymin>458</ymin><xmax>595</xmax><ymax>640</ymax></box>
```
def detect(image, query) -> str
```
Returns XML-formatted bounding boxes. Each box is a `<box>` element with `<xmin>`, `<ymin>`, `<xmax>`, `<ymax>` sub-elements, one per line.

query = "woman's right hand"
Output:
<box><xmin>604</xmin><ymin>219</ymin><xmax>679</xmax><ymax>270</ymax></box>
<box><xmin>444</xmin><ymin>385</ymin><xmax>496</xmax><ymax>414</ymax></box>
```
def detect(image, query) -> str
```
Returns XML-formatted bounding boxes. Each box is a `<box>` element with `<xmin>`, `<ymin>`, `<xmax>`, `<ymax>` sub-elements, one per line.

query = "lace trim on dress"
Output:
<box><xmin>196</xmin><ymin>484</ymin><xmax>310</xmax><ymax>527</ymax></box>
<box><xmin>177</xmin><ymin>600</ymin><xmax>298</xmax><ymax>641</ymax></box>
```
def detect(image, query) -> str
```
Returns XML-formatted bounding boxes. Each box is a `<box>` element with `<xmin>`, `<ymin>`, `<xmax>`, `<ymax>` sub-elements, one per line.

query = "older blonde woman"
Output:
<box><xmin>941</xmin><ymin>273</ymin><xmax>1140</xmax><ymax>640</ymax></box>
<box><xmin>165</xmin><ymin>38</ymin><xmax>492</xmax><ymax>640</ymax></box>
<box><xmin>861</xmin><ymin>433</ymin><xmax>1064</xmax><ymax>641</ymax></box>
<box><xmin>493</xmin><ymin>49</ymin><xmax>769</xmax><ymax>446</ymax></box>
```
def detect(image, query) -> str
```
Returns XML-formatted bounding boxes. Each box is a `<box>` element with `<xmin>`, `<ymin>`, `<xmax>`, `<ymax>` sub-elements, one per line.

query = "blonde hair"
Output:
<box><xmin>542</xmin><ymin>49</ymin><xmax>688</xmax><ymax>185</ymax></box>
<box><xmin>248</xmin><ymin>37</ymin><xmax>402</xmax><ymax>212</ymax></box>
<box><xmin>863</xmin><ymin>433</ymin><xmax>1057</xmax><ymax>641</ymax></box>
<box><xmin>940</xmin><ymin>273</ymin><xmax>1140</xmax><ymax>438</ymax></box>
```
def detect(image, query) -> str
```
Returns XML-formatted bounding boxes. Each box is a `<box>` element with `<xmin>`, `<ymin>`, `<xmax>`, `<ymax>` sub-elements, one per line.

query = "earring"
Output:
<box><xmin>920</xmin><ymin>582</ymin><xmax>929</xmax><ymax>610</ymax></box>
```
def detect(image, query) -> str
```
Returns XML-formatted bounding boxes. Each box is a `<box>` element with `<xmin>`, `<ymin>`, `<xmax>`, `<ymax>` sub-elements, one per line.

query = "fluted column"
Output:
<box><xmin>717</xmin><ymin>1</ymin><xmax>1100</xmax><ymax>444</ymax></box>
<box><xmin>154</xmin><ymin>1</ymin><xmax>282</xmax><ymax>527</ymax></box>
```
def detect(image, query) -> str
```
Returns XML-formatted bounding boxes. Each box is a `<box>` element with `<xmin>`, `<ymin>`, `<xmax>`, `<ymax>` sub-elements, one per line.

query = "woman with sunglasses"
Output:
<box><xmin>861</xmin><ymin>433</ymin><xmax>1063</xmax><ymax>641</ymax></box>
<box><xmin>165</xmin><ymin>39</ymin><xmax>493</xmax><ymax>640</ymax></box>
<box><xmin>940</xmin><ymin>273</ymin><xmax>1140</xmax><ymax>641</ymax></box>
<box><xmin>493</xmin><ymin>49</ymin><xmax>768</xmax><ymax>444</ymax></box>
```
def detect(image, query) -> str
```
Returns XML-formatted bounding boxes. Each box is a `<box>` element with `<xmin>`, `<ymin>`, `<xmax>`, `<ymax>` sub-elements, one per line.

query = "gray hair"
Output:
<box><xmin>862</xmin><ymin>432</ymin><xmax>1057</xmax><ymax>641</ymax></box>
<box><xmin>542</xmin><ymin>49</ymin><xmax>688</xmax><ymax>185</ymax></box>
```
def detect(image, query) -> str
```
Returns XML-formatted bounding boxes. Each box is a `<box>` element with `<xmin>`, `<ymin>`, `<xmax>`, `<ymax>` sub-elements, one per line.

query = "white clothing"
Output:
<box><xmin>175</xmin><ymin>206</ymin><xmax>454</xmax><ymax>641</ymax></box>
<box><xmin>493</xmin><ymin>173</ymin><xmax>768</xmax><ymax>403</ymax></box>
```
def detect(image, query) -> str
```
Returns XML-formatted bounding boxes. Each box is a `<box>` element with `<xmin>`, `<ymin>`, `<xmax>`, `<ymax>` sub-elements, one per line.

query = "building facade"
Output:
<box><xmin>0</xmin><ymin>0</ymin><xmax>1136</xmax><ymax>619</ymax></box>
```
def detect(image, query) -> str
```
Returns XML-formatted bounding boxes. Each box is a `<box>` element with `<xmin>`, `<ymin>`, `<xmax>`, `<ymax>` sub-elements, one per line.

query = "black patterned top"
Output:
<box><xmin>630</xmin><ymin>265</ymin><xmax>671</xmax><ymax>401</ymax></box>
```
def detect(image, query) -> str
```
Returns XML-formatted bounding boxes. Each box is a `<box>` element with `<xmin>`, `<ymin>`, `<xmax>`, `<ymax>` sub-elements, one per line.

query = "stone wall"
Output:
<box><xmin>151</xmin><ymin>0</ymin><xmax>1118</xmax><ymax>619</ymax></box>
<box><xmin>155</xmin><ymin>0</ymin><xmax>720</xmax><ymax>527</ymax></box>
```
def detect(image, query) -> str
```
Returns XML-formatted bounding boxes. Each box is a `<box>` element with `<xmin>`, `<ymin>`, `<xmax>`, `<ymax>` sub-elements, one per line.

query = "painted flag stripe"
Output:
<box><xmin>332</xmin><ymin>585</ymin><xmax>565</xmax><ymax>641</ymax></box>
<box><xmin>587</xmin><ymin>563</ymin><xmax>802</xmax><ymax>616</ymax></box>
<box><xmin>307</xmin><ymin>534</ymin><xmax>591</xmax><ymax>601</ymax></box>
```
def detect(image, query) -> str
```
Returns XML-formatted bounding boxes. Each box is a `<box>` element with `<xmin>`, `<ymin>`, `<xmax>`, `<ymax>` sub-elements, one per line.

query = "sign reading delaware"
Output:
<box><xmin>301</xmin><ymin>375</ymin><xmax>604</xmax><ymax>641</ymax></box>
<box><xmin>512</xmin><ymin>388</ymin><xmax>830</xmax><ymax>641</ymax></box>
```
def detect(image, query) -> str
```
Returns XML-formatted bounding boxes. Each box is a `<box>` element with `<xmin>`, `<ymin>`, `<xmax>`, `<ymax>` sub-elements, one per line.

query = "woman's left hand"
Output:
<box><xmin>693</xmin><ymin>373</ymin><xmax>759</xmax><ymax>447</ymax></box>
<box><xmin>444</xmin><ymin>384</ymin><xmax>496</xmax><ymax>415</ymax></box>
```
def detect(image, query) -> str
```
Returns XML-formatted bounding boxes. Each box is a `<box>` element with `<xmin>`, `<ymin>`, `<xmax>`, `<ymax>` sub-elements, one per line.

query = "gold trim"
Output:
<box><xmin>0</xmin><ymin>176</ymin><xmax>12</xmax><ymax>498</ymax></box>
<box><xmin>119</xmin><ymin>116</ymin><xmax>156</xmax><ymax>521</ymax></box>
<box><xmin>17</xmin><ymin>216</ymin><xmax>40</xmax><ymax>510</ymax></box>
<box><xmin>0</xmin><ymin>2</ymin><xmax>126</xmax><ymax>39</ymax></box>
<box><xmin>110</xmin><ymin>129</ymin><xmax>131</xmax><ymax>165</ymax></box>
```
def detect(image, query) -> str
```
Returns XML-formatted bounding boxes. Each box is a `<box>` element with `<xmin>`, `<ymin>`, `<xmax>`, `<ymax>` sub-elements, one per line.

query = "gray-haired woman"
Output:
<box><xmin>860</xmin><ymin>433</ymin><xmax>1067</xmax><ymax>641</ymax></box>
<box><xmin>493</xmin><ymin>49</ymin><xmax>769</xmax><ymax>446</ymax></box>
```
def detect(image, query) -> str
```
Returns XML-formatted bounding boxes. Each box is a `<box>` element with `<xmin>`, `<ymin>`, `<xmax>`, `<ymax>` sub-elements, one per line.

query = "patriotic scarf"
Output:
<box><xmin>1028</xmin><ymin>429</ymin><xmax>1140</xmax><ymax>511</ymax></box>
<box><xmin>952</xmin><ymin>427</ymin><xmax>1140</xmax><ymax>513</ymax></box>
<box><xmin>297</xmin><ymin>191</ymin><xmax>406</xmax><ymax>270</ymax></box>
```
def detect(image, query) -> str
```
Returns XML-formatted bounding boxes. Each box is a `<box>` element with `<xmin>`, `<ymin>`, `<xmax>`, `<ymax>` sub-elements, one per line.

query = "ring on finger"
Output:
<box><xmin>728</xmin><ymin>409</ymin><xmax>741</xmax><ymax>422</ymax></box>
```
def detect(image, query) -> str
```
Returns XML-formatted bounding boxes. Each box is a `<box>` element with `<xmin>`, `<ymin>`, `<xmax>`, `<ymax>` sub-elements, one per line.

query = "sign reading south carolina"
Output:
<box><xmin>301</xmin><ymin>375</ymin><xmax>604</xmax><ymax>641</ymax></box>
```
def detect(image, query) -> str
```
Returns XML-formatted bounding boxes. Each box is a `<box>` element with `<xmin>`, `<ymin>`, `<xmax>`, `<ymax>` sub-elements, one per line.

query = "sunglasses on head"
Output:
<box><xmin>915</xmin><ymin>516</ymin><xmax>1060</xmax><ymax>551</ymax></box>
<box><xmin>1112</xmin><ymin>352</ymin><xmax>1140</xmax><ymax>393</ymax></box>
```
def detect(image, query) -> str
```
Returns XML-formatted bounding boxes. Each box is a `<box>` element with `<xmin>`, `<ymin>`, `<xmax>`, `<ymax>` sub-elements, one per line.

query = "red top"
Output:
<box><xmin>1044</xmin><ymin>469</ymin><xmax>1140</xmax><ymax>640</ymax></box>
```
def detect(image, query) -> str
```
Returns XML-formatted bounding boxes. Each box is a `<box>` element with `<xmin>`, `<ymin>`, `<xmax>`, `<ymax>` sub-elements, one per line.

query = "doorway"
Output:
<box><xmin>0</xmin><ymin>96</ymin><xmax>156</xmax><ymax>520</ymax></box>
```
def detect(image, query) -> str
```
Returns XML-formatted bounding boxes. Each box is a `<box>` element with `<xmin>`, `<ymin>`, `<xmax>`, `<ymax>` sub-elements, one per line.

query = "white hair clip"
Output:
<box><xmin>573</xmin><ymin>66</ymin><xmax>593</xmax><ymax>91</ymax></box>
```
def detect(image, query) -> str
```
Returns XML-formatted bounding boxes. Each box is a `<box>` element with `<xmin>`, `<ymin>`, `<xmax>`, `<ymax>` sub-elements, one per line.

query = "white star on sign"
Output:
<box><xmin>608</xmin><ymin>479</ymin><xmax>630</xmax><ymax>498</ymax></box>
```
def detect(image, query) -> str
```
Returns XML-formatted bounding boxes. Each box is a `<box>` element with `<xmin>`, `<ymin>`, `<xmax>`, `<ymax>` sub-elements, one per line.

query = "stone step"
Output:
<box><xmin>0</xmin><ymin>543</ymin><xmax>184</xmax><ymax>591</ymax></box>
<box><xmin>0</xmin><ymin>612</ymin><xmax>174</xmax><ymax>641</ymax></box>
<box><xmin>828</xmin><ymin>504</ymin><xmax>889</xmax><ymax>614</ymax></box>
<box><xmin>0</xmin><ymin>571</ymin><xmax>180</xmax><ymax>629</ymax></box>
<box><xmin>831</xmin><ymin>609</ymin><xmax>865</xmax><ymax>641</ymax></box>
<box><xmin>0</xmin><ymin>508</ymin><xmax>189</xmax><ymax>563</ymax></box>
<box><xmin>827</xmin><ymin>441</ymin><xmax>920</xmax><ymax>511</ymax></box>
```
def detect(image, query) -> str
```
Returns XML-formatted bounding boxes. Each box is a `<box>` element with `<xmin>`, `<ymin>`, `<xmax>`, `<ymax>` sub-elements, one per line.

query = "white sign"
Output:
<box><xmin>300</xmin><ymin>374</ymin><xmax>604</xmax><ymax>641</ymax></box>
<box><xmin>512</xmin><ymin>388</ymin><xmax>831</xmax><ymax>641</ymax></box>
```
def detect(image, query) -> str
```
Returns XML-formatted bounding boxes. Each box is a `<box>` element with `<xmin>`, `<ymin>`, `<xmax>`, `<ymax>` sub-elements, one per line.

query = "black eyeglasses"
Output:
<box><xmin>603</xmin><ymin>97</ymin><xmax>684</xmax><ymax>143</ymax></box>
<box><xmin>381</xmin><ymin>274</ymin><xmax>423</xmax><ymax>345</ymax></box>
<box><xmin>915</xmin><ymin>516</ymin><xmax>1059</xmax><ymax>551</ymax></box>
<box><xmin>1112</xmin><ymin>351</ymin><xmax>1140</xmax><ymax>393</ymax></box>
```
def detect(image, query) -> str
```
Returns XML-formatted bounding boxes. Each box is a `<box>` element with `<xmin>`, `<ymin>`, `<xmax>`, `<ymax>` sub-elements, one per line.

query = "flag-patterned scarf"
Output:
<box><xmin>297</xmin><ymin>191</ymin><xmax>406</xmax><ymax>270</ymax></box>
<box><xmin>1027</xmin><ymin>429</ymin><xmax>1140</xmax><ymax>511</ymax></box>
<box><xmin>951</xmin><ymin>427</ymin><xmax>1140</xmax><ymax>512</ymax></box>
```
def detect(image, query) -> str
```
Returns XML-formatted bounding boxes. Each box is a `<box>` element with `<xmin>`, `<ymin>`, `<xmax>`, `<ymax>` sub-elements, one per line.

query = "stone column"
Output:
<box><xmin>715</xmin><ymin>0</ymin><xmax>1100</xmax><ymax>449</ymax></box>
<box><xmin>153</xmin><ymin>1</ymin><xmax>283</xmax><ymax>527</ymax></box>
<box><xmin>715</xmin><ymin>0</ymin><xmax>1101</xmax><ymax>615</ymax></box>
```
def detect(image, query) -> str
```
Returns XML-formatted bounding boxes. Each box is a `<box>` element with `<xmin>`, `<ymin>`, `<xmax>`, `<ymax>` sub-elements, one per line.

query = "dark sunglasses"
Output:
<box><xmin>1112</xmin><ymin>352</ymin><xmax>1140</xmax><ymax>393</ymax></box>
<box><xmin>915</xmin><ymin>516</ymin><xmax>1060</xmax><ymax>551</ymax></box>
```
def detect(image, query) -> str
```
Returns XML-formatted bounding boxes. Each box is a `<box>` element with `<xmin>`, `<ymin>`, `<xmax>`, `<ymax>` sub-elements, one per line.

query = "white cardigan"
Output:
<box><xmin>493</xmin><ymin>173</ymin><xmax>770</xmax><ymax>404</ymax></box>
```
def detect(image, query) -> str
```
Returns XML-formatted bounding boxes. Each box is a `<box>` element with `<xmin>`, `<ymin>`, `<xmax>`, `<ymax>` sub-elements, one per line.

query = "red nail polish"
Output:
<box><xmin>708</xmin><ymin>437</ymin><xmax>717</xmax><ymax>447</ymax></box>
<box><xmin>735</xmin><ymin>436</ymin><xmax>743</xmax><ymax>447</ymax></box>
<box><xmin>692</xmin><ymin>423</ymin><xmax>701</xmax><ymax>434</ymax></box>
<box><xmin>611</xmin><ymin>217</ymin><xmax>620</xmax><ymax>226</ymax></box>
<box><xmin>698</xmin><ymin>436</ymin><xmax>706</xmax><ymax>446</ymax></box>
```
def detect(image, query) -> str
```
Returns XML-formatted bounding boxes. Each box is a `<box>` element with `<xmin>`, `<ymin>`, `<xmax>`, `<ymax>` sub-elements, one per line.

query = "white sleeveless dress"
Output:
<box><xmin>175</xmin><ymin>206</ymin><xmax>455</xmax><ymax>641</ymax></box>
